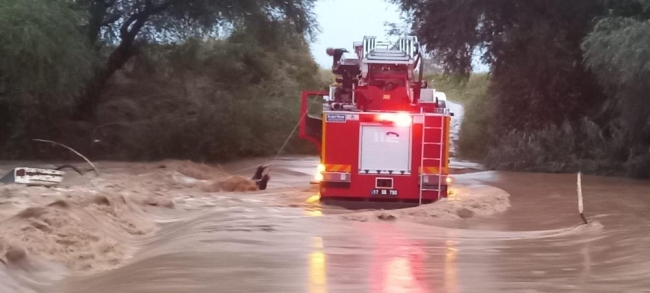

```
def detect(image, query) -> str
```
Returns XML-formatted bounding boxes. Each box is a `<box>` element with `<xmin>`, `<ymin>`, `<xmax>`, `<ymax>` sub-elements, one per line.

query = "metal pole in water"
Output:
<box><xmin>577</xmin><ymin>172</ymin><xmax>588</xmax><ymax>225</ymax></box>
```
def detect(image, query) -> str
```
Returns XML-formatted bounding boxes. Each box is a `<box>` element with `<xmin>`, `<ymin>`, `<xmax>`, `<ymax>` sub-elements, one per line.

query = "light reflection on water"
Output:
<box><xmin>445</xmin><ymin>239</ymin><xmax>459</xmax><ymax>293</ymax></box>
<box><xmin>306</xmin><ymin>210</ymin><xmax>324</xmax><ymax>217</ymax></box>
<box><xmin>447</xmin><ymin>187</ymin><xmax>459</xmax><ymax>202</ymax></box>
<box><xmin>305</xmin><ymin>193</ymin><xmax>323</xmax><ymax>217</ymax></box>
<box><xmin>309</xmin><ymin>237</ymin><xmax>327</xmax><ymax>293</ymax></box>
<box><xmin>368</xmin><ymin>223</ymin><xmax>432</xmax><ymax>293</ymax></box>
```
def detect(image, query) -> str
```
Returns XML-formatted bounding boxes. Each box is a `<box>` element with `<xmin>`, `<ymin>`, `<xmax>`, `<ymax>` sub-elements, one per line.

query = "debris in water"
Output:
<box><xmin>5</xmin><ymin>245</ymin><xmax>27</xmax><ymax>265</ymax></box>
<box><xmin>377</xmin><ymin>212</ymin><xmax>397</xmax><ymax>221</ymax></box>
<box><xmin>456</xmin><ymin>208</ymin><xmax>475</xmax><ymax>219</ymax></box>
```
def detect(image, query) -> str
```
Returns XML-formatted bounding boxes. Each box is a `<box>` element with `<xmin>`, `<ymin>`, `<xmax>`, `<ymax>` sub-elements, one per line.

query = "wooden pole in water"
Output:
<box><xmin>577</xmin><ymin>172</ymin><xmax>588</xmax><ymax>225</ymax></box>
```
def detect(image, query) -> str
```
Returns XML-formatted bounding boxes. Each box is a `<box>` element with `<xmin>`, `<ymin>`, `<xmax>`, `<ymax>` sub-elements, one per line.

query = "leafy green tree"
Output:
<box><xmin>583</xmin><ymin>16</ymin><xmax>650</xmax><ymax>144</ymax></box>
<box><xmin>0</xmin><ymin>0</ymin><xmax>96</xmax><ymax>149</ymax></box>
<box><xmin>88</xmin><ymin>23</ymin><xmax>324</xmax><ymax>161</ymax></box>
<box><xmin>385</xmin><ymin>20</ymin><xmax>444</xmax><ymax>73</ymax></box>
<box><xmin>392</xmin><ymin>0</ymin><xmax>650</xmax><ymax>177</ymax></box>
<box><xmin>73</xmin><ymin>0</ymin><xmax>318</xmax><ymax>119</ymax></box>
<box><xmin>0</xmin><ymin>0</ymin><xmax>95</xmax><ymax>100</ymax></box>
<box><xmin>391</xmin><ymin>0</ymin><xmax>608</xmax><ymax>133</ymax></box>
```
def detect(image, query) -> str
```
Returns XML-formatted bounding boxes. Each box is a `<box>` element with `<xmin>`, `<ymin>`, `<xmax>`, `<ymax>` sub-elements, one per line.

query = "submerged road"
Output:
<box><xmin>54</xmin><ymin>156</ymin><xmax>650</xmax><ymax>293</ymax></box>
<box><xmin>2</xmin><ymin>102</ymin><xmax>650</xmax><ymax>292</ymax></box>
<box><xmin>55</xmin><ymin>101</ymin><xmax>650</xmax><ymax>292</ymax></box>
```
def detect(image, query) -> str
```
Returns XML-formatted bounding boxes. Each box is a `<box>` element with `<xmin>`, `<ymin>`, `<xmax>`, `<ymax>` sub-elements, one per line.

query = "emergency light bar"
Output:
<box><xmin>375</xmin><ymin>112</ymin><xmax>412</xmax><ymax>127</ymax></box>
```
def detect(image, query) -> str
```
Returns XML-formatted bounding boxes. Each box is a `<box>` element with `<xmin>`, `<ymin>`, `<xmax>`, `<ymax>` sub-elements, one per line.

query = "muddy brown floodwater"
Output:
<box><xmin>0</xmin><ymin>102</ymin><xmax>649</xmax><ymax>292</ymax></box>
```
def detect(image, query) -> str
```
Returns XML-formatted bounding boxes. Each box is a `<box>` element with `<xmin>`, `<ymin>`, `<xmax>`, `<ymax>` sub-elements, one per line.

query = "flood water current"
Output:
<box><xmin>1</xmin><ymin>102</ymin><xmax>650</xmax><ymax>293</ymax></box>
<box><xmin>57</xmin><ymin>161</ymin><xmax>650</xmax><ymax>293</ymax></box>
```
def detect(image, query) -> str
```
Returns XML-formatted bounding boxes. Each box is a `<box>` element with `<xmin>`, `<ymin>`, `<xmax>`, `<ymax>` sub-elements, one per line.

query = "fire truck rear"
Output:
<box><xmin>299</xmin><ymin>36</ymin><xmax>453</xmax><ymax>204</ymax></box>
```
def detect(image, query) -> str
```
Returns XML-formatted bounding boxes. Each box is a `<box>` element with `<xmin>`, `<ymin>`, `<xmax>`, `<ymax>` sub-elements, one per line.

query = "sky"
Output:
<box><xmin>309</xmin><ymin>0</ymin><xmax>404</xmax><ymax>68</ymax></box>
<box><xmin>308</xmin><ymin>0</ymin><xmax>489</xmax><ymax>72</ymax></box>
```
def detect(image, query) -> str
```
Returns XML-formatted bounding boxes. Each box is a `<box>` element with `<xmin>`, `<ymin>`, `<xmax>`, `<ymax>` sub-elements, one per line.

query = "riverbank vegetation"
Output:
<box><xmin>425</xmin><ymin>74</ymin><xmax>490</xmax><ymax>160</ymax></box>
<box><xmin>0</xmin><ymin>0</ymin><xmax>327</xmax><ymax>162</ymax></box>
<box><xmin>4</xmin><ymin>0</ymin><xmax>650</xmax><ymax>179</ymax></box>
<box><xmin>397</xmin><ymin>0</ymin><xmax>650</xmax><ymax>179</ymax></box>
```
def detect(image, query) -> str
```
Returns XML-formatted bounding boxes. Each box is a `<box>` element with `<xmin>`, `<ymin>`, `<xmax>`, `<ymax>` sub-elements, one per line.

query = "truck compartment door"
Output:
<box><xmin>359</xmin><ymin>125</ymin><xmax>412</xmax><ymax>174</ymax></box>
<box><xmin>299</xmin><ymin>91</ymin><xmax>327</xmax><ymax>152</ymax></box>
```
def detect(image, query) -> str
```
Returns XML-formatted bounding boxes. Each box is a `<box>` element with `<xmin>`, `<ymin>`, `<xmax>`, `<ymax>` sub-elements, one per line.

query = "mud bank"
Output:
<box><xmin>0</xmin><ymin>160</ymin><xmax>268</xmax><ymax>292</ymax></box>
<box><xmin>339</xmin><ymin>185</ymin><xmax>510</xmax><ymax>223</ymax></box>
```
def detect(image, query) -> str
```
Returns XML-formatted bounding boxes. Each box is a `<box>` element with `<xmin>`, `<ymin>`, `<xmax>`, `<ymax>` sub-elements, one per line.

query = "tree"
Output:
<box><xmin>583</xmin><ymin>16</ymin><xmax>650</xmax><ymax>144</ymax></box>
<box><xmin>0</xmin><ymin>0</ymin><xmax>96</xmax><ymax>148</ymax></box>
<box><xmin>390</xmin><ymin>0</ymin><xmax>610</xmax><ymax>133</ymax></box>
<box><xmin>0</xmin><ymin>0</ymin><xmax>95</xmax><ymax>101</ymax></box>
<box><xmin>385</xmin><ymin>20</ymin><xmax>444</xmax><ymax>73</ymax></box>
<box><xmin>391</xmin><ymin>0</ymin><xmax>650</xmax><ymax>177</ymax></box>
<box><xmin>85</xmin><ymin>23</ymin><xmax>324</xmax><ymax>160</ymax></box>
<box><xmin>74</xmin><ymin>0</ymin><xmax>318</xmax><ymax>119</ymax></box>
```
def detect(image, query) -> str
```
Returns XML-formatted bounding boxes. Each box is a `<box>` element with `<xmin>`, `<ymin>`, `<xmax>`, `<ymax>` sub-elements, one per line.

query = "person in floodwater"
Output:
<box><xmin>251</xmin><ymin>165</ymin><xmax>271</xmax><ymax>190</ymax></box>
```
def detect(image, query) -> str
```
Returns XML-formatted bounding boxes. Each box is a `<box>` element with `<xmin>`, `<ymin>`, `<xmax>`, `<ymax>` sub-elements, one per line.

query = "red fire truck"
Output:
<box><xmin>299</xmin><ymin>36</ymin><xmax>453</xmax><ymax>204</ymax></box>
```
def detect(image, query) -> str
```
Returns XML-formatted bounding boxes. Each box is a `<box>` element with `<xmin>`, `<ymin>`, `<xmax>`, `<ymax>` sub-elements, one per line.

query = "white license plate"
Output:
<box><xmin>371</xmin><ymin>189</ymin><xmax>398</xmax><ymax>196</ymax></box>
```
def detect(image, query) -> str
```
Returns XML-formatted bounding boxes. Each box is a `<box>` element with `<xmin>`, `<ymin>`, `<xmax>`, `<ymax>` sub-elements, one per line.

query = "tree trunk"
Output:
<box><xmin>87</xmin><ymin>0</ymin><xmax>106</xmax><ymax>49</ymax></box>
<box><xmin>72</xmin><ymin>0</ymin><xmax>174</xmax><ymax>121</ymax></box>
<box><xmin>73</xmin><ymin>19</ymin><xmax>148</xmax><ymax>120</ymax></box>
<box><xmin>73</xmin><ymin>42</ymin><xmax>136</xmax><ymax>121</ymax></box>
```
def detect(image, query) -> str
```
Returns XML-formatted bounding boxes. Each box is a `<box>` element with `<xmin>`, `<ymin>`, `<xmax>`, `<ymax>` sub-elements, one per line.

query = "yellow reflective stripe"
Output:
<box><xmin>419</xmin><ymin>166</ymin><xmax>449</xmax><ymax>174</ymax></box>
<box><xmin>321</xmin><ymin>113</ymin><xmax>326</xmax><ymax>163</ymax></box>
<box><xmin>444</xmin><ymin>116</ymin><xmax>451</xmax><ymax>175</ymax></box>
<box><xmin>325</xmin><ymin>164</ymin><xmax>352</xmax><ymax>173</ymax></box>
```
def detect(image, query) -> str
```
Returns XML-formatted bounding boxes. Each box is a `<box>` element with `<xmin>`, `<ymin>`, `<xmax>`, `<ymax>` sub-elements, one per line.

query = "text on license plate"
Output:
<box><xmin>371</xmin><ymin>189</ymin><xmax>398</xmax><ymax>196</ymax></box>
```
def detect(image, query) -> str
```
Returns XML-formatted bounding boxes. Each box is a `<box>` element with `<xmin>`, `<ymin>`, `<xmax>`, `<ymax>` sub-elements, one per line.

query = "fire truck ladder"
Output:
<box><xmin>418</xmin><ymin>115</ymin><xmax>445</xmax><ymax>206</ymax></box>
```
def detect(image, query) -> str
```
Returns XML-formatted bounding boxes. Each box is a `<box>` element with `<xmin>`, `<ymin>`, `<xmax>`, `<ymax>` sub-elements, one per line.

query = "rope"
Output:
<box><xmin>268</xmin><ymin>98</ymin><xmax>316</xmax><ymax>165</ymax></box>
<box><xmin>221</xmin><ymin>98</ymin><xmax>317</xmax><ymax>177</ymax></box>
<box><xmin>272</xmin><ymin>112</ymin><xmax>308</xmax><ymax>163</ymax></box>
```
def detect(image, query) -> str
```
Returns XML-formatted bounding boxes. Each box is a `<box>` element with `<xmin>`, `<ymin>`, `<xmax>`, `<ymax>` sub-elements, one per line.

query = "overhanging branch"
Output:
<box><xmin>150</xmin><ymin>0</ymin><xmax>176</xmax><ymax>14</ymax></box>
<box><xmin>102</xmin><ymin>13</ymin><xmax>122</xmax><ymax>26</ymax></box>
<box><xmin>119</xmin><ymin>0</ymin><xmax>177</xmax><ymax>37</ymax></box>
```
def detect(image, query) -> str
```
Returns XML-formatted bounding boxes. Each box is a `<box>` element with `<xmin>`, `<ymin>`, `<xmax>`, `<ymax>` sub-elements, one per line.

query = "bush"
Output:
<box><xmin>626</xmin><ymin>154</ymin><xmax>650</xmax><ymax>178</ymax></box>
<box><xmin>425</xmin><ymin>73</ymin><xmax>489</xmax><ymax>106</ymax></box>
<box><xmin>484</xmin><ymin>118</ymin><xmax>635</xmax><ymax>176</ymax></box>
<box><xmin>84</xmin><ymin>35</ymin><xmax>328</xmax><ymax>162</ymax></box>
<box><xmin>424</xmin><ymin>73</ymin><xmax>490</xmax><ymax>159</ymax></box>
<box><xmin>0</xmin><ymin>0</ymin><xmax>95</xmax><ymax>99</ymax></box>
<box><xmin>457</xmin><ymin>90</ymin><xmax>491</xmax><ymax>159</ymax></box>
<box><xmin>0</xmin><ymin>29</ymin><xmax>329</xmax><ymax>162</ymax></box>
<box><xmin>0</xmin><ymin>0</ymin><xmax>97</xmax><ymax>157</ymax></box>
